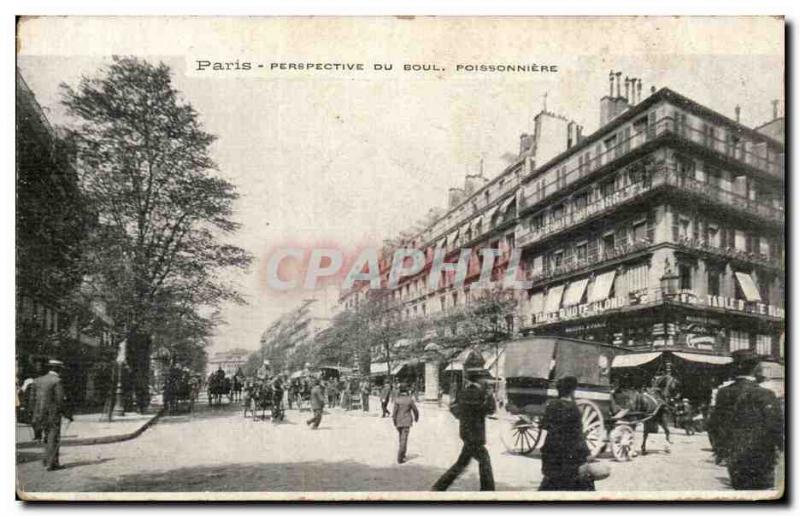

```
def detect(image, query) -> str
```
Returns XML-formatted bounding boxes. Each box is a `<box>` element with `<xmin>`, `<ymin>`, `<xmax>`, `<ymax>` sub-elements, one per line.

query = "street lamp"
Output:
<box><xmin>659</xmin><ymin>258</ymin><xmax>680</xmax><ymax>348</ymax></box>
<box><xmin>422</xmin><ymin>342</ymin><xmax>442</xmax><ymax>404</ymax></box>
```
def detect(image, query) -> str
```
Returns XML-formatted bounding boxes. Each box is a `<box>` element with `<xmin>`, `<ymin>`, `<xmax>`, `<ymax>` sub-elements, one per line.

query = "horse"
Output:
<box><xmin>231</xmin><ymin>375</ymin><xmax>244</xmax><ymax>402</ymax></box>
<box><xmin>611</xmin><ymin>387</ymin><xmax>673</xmax><ymax>455</ymax></box>
<box><xmin>247</xmin><ymin>380</ymin><xmax>273</xmax><ymax>420</ymax></box>
<box><xmin>208</xmin><ymin>374</ymin><xmax>232</xmax><ymax>406</ymax></box>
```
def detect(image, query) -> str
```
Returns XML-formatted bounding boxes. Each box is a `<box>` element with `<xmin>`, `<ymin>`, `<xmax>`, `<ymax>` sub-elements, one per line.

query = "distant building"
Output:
<box><xmin>207</xmin><ymin>348</ymin><xmax>250</xmax><ymax>377</ymax></box>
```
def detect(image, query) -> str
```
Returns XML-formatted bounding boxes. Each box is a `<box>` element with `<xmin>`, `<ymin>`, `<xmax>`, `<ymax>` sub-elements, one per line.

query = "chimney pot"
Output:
<box><xmin>735</xmin><ymin>105</ymin><xmax>741</xmax><ymax>123</ymax></box>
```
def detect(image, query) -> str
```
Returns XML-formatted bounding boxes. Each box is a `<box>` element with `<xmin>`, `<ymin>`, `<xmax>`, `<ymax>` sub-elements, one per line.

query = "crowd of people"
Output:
<box><xmin>17</xmin><ymin>349</ymin><xmax>784</xmax><ymax>493</ymax></box>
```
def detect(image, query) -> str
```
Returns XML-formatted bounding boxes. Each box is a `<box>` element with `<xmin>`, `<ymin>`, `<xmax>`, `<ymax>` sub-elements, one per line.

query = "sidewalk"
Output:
<box><xmin>16</xmin><ymin>407</ymin><xmax>164</xmax><ymax>449</ymax></box>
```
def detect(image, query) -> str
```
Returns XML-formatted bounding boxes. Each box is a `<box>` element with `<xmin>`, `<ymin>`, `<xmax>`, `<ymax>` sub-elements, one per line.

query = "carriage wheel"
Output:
<box><xmin>609</xmin><ymin>424</ymin><xmax>635</xmax><ymax>461</ymax></box>
<box><xmin>577</xmin><ymin>400</ymin><xmax>605</xmax><ymax>459</ymax></box>
<box><xmin>500</xmin><ymin>416</ymin><xmax>541</xmax><ymax>455</ymax></box>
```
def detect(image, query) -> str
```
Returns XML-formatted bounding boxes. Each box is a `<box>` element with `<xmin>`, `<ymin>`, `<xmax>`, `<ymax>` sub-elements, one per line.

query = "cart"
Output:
<box><xmin>498</xmin><ymin>336</ymin><xmax>637</xmax><ymax>461</ymax></box>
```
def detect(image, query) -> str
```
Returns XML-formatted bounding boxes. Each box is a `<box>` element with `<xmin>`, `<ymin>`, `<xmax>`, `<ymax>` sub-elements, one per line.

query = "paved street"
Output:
<box><xmin>17</xmin><ymin>398</ymin><xmax>732</xmax><ymax>494</ymax></box>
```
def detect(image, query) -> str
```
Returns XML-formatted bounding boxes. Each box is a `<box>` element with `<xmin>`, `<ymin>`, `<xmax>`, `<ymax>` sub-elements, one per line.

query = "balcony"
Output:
<box><xmin>525</xmin><ymin>286</ymin><xmax>784</xmax><ymax>328</ymax></box>
<box><xmin>674</xmin><ymin>236</ymin><xmax>783</xmax><ymax>271</ymax></box>
<box><xmin>523</xmin><ymin>114</ymin><xmax>782</xmax><ymax>208</ymax></box>
<box><xmin>528</xmin><ymin>238</ymin><xmax>654</xmax><ymax>286</ymax></box>
<box><xmin>518</xmin><ymin>162</ymin><xmax>784</xmax><ymax>249</ymax></box>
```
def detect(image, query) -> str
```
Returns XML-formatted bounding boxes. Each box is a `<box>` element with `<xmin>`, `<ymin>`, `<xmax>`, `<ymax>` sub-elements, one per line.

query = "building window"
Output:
<box><xmin>601</xmin><ymin>178</ymin><xmax>615</xmax><ymax>199</ymax></box>
<box><xmin>756</xmin><ymin>335</ymin><xmax>772</xmax><ymax>356</ymax></box>
<box><xmin>633</xmin><ymin>220</ymin><xmax>648</xmax><ymax>243</ymax></box>
<box><xmin>530</xmin><ymin>213</ymin><xmax>545</xmax><ymax>232</ymax></box>
<box><xmin>573</xmin><ymin>191</ymin><xmax>589</xmax><ymax>212</ymax></box>
<box><xmin>708</xmin><ymin>269</ymin><xmax>721</xmax><ymax>297</ymax></box>
<box><xmin>730</xmin><ymin>330</ymin><xmax>750</xmax><ymax>352</ymax></box>
<box><xmin>602</xmin><ymin>232</ymin><xmax>615</xmax><ymax>254</ymax></box>
<box><xmin>551</xmin><ymin>204</ymin><xmax>564</xmax><ymax>222</ymax></box>
<box><xmin>575</xmin><ymin>242</ymin><xmax>588</xmax><ymax>263</ymax></box>
<box><xmin>552</xmin><ymin>250</ymin><xmax>563</xmax><ymax>268</ymax></box>
<box><xmin>678</xmin><ymin>264</ymin><xmax>692</xmax><ymax>290</ymax></box>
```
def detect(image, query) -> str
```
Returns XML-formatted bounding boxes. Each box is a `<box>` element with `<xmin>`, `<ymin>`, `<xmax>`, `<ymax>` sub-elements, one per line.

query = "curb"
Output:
<box><xmin>16</xmin><ymin>407</ymin><xmax>165</xmax><ymax>449</ymax></box>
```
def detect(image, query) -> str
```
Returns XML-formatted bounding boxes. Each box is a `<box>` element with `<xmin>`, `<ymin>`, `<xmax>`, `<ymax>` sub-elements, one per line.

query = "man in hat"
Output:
<box><xmin>539</xmin><ymin>375</ymin><xmax>595</xmax><ymax>491</ymax></box>
<box><xmin>432</xmin><ymin>353</ymin><xmax>496</xmax><ymax>491</ymax></box>
<box><xmin>306</xmin><ymin>378</ymin><xmax>325</xmax><ymax>429</ymax></box>
<box><xmin>392</xmin><ymin>383</ymin><xmax>419</xmax><ymax>463</ymax></box>
<box><xmin>709</xmin><ymin>349</ymin><xmax>783</xmax><ymax>490</ymax></box>
<box><xmin>32</xmin><ymin>359</ymin><xmax>71</xmax><ymax>471</ymax></box>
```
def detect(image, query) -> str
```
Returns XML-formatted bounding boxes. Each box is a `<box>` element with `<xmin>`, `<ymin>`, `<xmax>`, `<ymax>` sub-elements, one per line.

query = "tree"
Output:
<box><xmin>60</xmin><ymin>57</ymin><xmax>252</xmax><ymax>413</ymax></box>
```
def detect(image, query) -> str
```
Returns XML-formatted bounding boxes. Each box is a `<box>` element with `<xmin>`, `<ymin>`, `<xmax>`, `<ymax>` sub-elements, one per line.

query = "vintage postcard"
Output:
<box><xmin>14</xmin><ymin>16</ymin><xmax>785</xmax><ymax>501</ymax></box>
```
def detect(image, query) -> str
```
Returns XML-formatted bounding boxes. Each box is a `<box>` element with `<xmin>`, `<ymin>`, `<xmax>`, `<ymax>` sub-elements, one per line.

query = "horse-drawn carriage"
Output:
<box><xmin>243</xmin><ymin>377</ymin><xmax>285</xmax><ymax>422</ymax></box>
<box><xmin>163</xmin><ymin>368</ymin><xmax>202</xmax><ymax>414</ymax></box>
<box><xmin>498</xmin><ymin>336</ymin><xmax>663</xmax><ymax>462</ymax></box>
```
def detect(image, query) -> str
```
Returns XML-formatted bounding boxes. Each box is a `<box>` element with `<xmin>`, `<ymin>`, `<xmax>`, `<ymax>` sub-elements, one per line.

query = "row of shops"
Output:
<box><xmin>364</xmin><ymin>339</ymin><xmax>784</xmax><ymax>409</ymax></box>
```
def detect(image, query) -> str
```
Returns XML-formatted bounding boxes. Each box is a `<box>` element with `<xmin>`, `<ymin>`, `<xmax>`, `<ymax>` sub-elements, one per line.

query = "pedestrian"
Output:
<box><xmin>32</xmin><ymin>359</ymin><xmax>72</xmax><ymax>471</ymax></box>
<box><xmin>306</xmin><ymin>378</ymin><xmax>325</xmax><ymax>430</ymax></box>
<box><xmin>392</xmin><ymin>383</ymin><xmax>419</xmax><ymax>463</ymax></box>
<box><xmin>676</xmin><ymin>398</ymin><xmax>695</xmax><ymax>435</ymax></box>
<box><xmin>360</xmin><ymin>379</ymin><xmax>370</xmax><ymax>412</ymax></box>
<box><xmin>708</xmin><ymin>350</ymin><xmax>783</xmax><ymax>490</ymax></box>
<box><xmin>339</xmin><ymin>379</ymin><xmax>350</xmax><ymax>410</ymax></box>
<box><xmin>432</xmin><ymin>360</ymin><xmax>496</xmax><ymax>491</ymax></box>
<box><xmin>380</xmin><ymin>381</ymin><xmax>393</xmax><ymax>417</ymax></box>
<box><xmin>538</xmin><ymin>375</ymin><xmax>595</xmax><ymax>491</ymax></box>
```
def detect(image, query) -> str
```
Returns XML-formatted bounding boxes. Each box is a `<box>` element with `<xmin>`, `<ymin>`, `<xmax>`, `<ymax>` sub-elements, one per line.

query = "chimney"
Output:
<box><xmin>735</xmin><ymin>105</ymin><xmax>741</xmax><ymax>123</ymax></box>
<box><xmin>600</xmin><ymin>70</ymin><xmax>630</xmax><ymax>126</ymax></box>
<box><xmin>772</xmin><ymin>99</ymin><xmax>780</xmax><ymax>120</ymax></box>
<box><xmin>519</xmin><ymin>133</ymin><xmax>534</xmax><ymax>156</ymax></box>
<box><xmin>637</xmin><ymin>79</ymin><xmax>643</xmax><ymax>104</ymax></box>
<box><xmin>448</xmin><ymin>187</ymin><xmax>465</xmax><ymax>209</ymax></box>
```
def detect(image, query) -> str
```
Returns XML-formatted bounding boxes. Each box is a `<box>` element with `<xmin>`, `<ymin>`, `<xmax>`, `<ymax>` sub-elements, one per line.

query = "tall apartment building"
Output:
<box><xmin>339</xmin><ymin>72</ymin><xmax>785</xmax><ymax>397</ymax></box>
<box><xmin>516</xmin><ymin>75</ymin><xmax>784</xmax><ymax>395</ymax></box>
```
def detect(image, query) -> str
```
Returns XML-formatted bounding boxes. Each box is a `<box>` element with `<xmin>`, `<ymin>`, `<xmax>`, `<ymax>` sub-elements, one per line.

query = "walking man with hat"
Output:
<box><xmin>539</xmin><ymin>375</ymin><xmax>597</xmax><ymax>491</ymax></box>
<box><xmin>392</xmin><ymin>383</ymin><xmax>419</xmax><ymax>464</ymax></box>
<box><xmin>432</xmin><ymin>352</ymin><xmax>496</xmax><ymax>491</ymax></box>
<box><xmin>708</xmin><ymin>349</ymin><xmax>783</xmax><ymax>489</ymax></box>
<box><xmin>32</xmin><ymin>359</ymin><xmax>71</xmax><ymax>471</ymax></box>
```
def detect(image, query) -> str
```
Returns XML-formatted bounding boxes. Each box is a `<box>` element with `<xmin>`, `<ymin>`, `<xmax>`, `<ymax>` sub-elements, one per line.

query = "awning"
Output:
<box><xmin>672</xmin><ymin>352</ymin><xmax>732</xmax><ymax>365</ymax></box>
<box><xmin>562</xmin><ymin>278</ymin><xmax>590</xmax><ymax>307</ymax></box>
<box><xmin>544</xmin><ymin>284</ymin><xmax>566</xmax><ymax>313</ymax></box>
<box><xmin>500</xmin><ymin>195</ymin><xmax>516</xmax><ymax>216</ymax></box>
<box><xmin>611</xmin><ymin>352</ymin><xmax>662</xmax><ymax>368</ymax></box>
<box><xmin>370</xmin><ymin>362</ymin><xmax>389</xmax><ymax>375</ymax></box>
<box><xmin>587</xmin><ymin>270</ymin><xmax>617</xmax><ymax>304</ymax></box>
<box><xmin>735</xmin><ymin>272</ymin><xmax>762</xmax><ymax>302</ymax></box>
<box><xmin>445</xmin><ymin>347</ymin><xmax>482</xmax><ymax>371</ymax></box>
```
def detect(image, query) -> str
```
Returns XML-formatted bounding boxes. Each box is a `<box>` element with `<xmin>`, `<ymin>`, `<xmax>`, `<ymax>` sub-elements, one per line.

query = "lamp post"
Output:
<box><xmin>111</xmin><ymin>338</ymin><xmax>127</xmax><ymax>418</ymax></box>
<box><xmin>422</xmin><ymin>342</ymin><xmax>442</xmax><ymax>405</ymax></box>
<box><xmin>659</xmin><ymin>258</ymin><xmax>680</xmax><ymax>348</ymax></box>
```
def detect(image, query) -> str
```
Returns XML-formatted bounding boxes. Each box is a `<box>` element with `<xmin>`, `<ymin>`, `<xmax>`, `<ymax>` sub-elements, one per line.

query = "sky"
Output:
<box><xmin>16</xmin><ymin>17</ymin><xmax>784</xmax><ymax>355</ymax></box>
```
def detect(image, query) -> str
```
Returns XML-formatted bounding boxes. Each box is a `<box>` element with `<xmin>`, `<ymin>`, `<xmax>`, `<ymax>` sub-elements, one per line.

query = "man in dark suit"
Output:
<box><xmin>306</xmin><ymin>378</ymin><xmax>325</xmax><ymax>429</ymax></box>
<box><xmin>392</xmin><ymin>384</ymin><xmax>419</xmax><ymax>463</ymax></box>
<box><xmin>709</xmin><ymin>350</ymin><xmax>783</xmax><ymax>490</ymax></box>
<box><xmin>432</xmin><ymin>362</ymin><xmax>496</xmax><ymax>491</ymax></box>
<box><xmin>32</xmin><ymin>359</ymin><xmax>71</xmax><ymax>471</ymax></box>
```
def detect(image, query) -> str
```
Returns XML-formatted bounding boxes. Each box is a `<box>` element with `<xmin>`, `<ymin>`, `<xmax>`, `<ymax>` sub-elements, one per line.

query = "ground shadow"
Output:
<box><xmin>16</xmin><ymin>450</ymin><xmax>113</xmax><ymax>470</ymax></box>
<box><xmin>74</xmin><ymin>460</ymin><xmax>521</xmax><ymax>492</ymax></box>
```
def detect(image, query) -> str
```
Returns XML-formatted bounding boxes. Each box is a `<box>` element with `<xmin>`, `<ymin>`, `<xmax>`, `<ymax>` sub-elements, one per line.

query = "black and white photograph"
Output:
<box><xmin>12</xmin><ymin>15</ymin><xmax>785</xmax><ymax>501</ymax></box>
